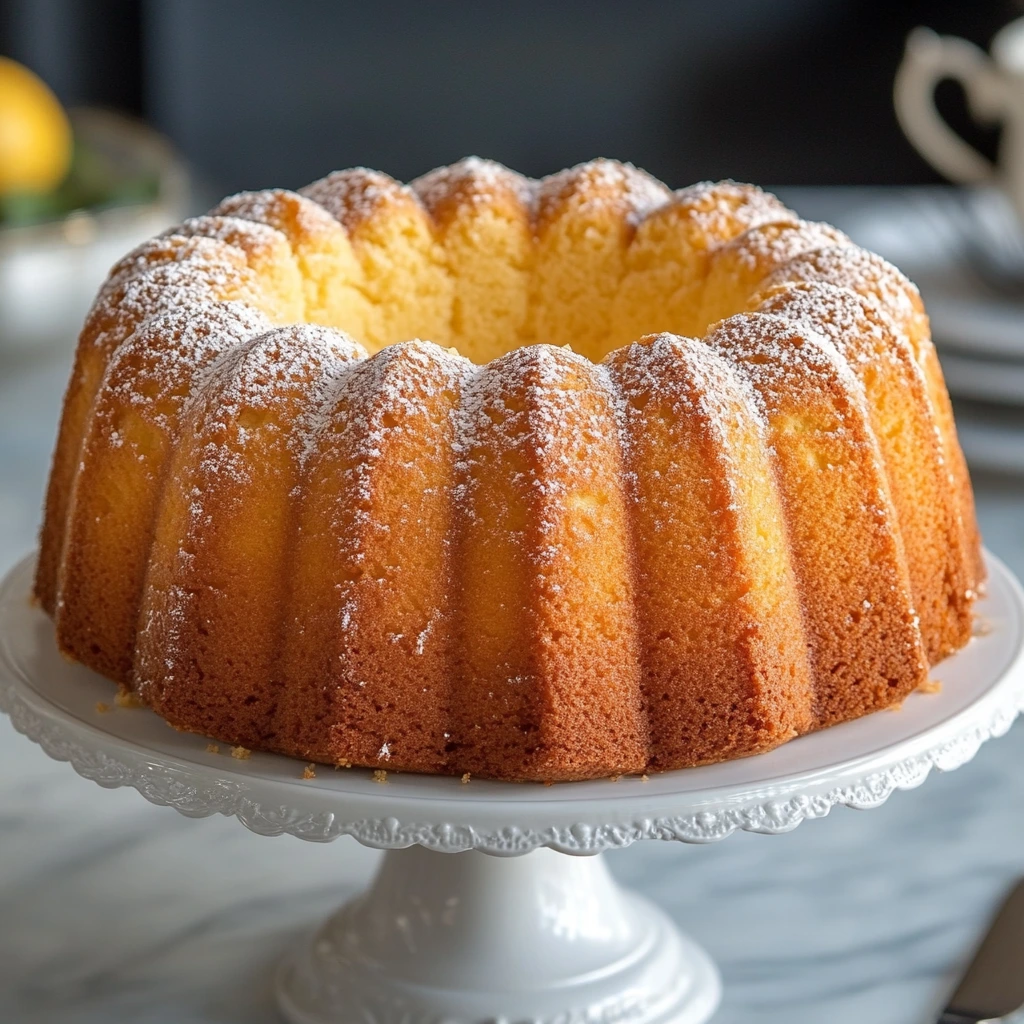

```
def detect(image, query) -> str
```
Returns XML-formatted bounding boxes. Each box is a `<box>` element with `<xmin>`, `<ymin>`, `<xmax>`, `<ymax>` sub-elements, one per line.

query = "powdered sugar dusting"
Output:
<box><xmin>760</xmin><ymin>244</ymin><xmax>923</xmax><ymax>329</ymax></box>
<box><xmin>136</xmin><ymin>324</ymin><xmax>367</xmax><ymax>695</ymax></box>
<box><xmin>533</xmin><ymin>158</ymin><xmax>672</xmax><ymax>228</ymax></box>
<box><xmin>193</xmin><ymin>324</ymin><xmax>368</xmax><ymax>470</ymax></box>
<box><xmin>87</xmin><ymin>259</ymin><xmax>262</xmax><ymax>367</ymax></box>
<box><xmin>666</xmin><ymin>180</ymin><xmax>797</xmax><ymax>245</ymax></box>
<box><xmin>325</xmin><ymin>338</ymin><xmax>471</xmax><ymax>508</ymax></box>
<box><xmin>73</xmin><ymin>162</ymin><xmax>929</xmax><ymax>513</ymax></box>
<box><xmin>755</xmin><ymin>281</ymin><xmax>902</xmax><ymax>369</ymax></box>
<box><xmin>721</xmin><ymin>220</ymin><xmax>851</xmax><ymax>274</ymax></box>
<box><xmin>210</xmin><ymin>188</ymin><xmax>344</xmax><ymax>240</ymax></box>
<box><xmin>300</xmin><ymin>168</ymin><xmax>422</xmax><ymax>234</ymax></box>
<box><xmin>101</xmin><ymin>234</ymin><xmax>250</xmax><ymax>305</ymax></box>
<box><xmin>706</xmin><ymin>311</ymin><xmax>907</xmax><ymax>556</ymax></box>
<box><xmin>98</xmin><ymin>302</ymin><xmax>273</xmax><ymax>435</ymax></box>
<box><xmin>605</xmin><ymin>333</ymin><xmax>768</xmax><ymax>512</ymax></box>
<box><xmin>67</xmin><ymin>157</ymin><xmax>957</xmax><ymax>767</ymax></box>
<box><xmin>297</xmin><ymin>341</ymin><xmax>472</xmax><ymax>609</ymax></box>
<box><xmin>331</xmin><ymin>157</ymin><xmax>676</xmax><ymax>235</ymax></box>
<box><xmin>164</xmin><ymin>214</ymin><xmax>289</xmax><ymax>259</ymax></box>
<box><xmin>706</xmin><ymin>312</ymin><xmax>873</xmax><ymax>431</ymax></box>
<box><xmin>412</xmin><ymin>156</ymin><xmax>533</xmax><ymax>214</ymax></box>
<box><xmin>79</xmin><ymin>163</ymin><xmax>927</xmax><ymax>527</ymax></box>
<box><xmin>611</xmin><ymin>333</ymin><xmax>764</xmax><ymax>438</ymax></box>
<box><xmin>453</xmin><ymin>344</ymin><xmax>621</xmax><ymax>564</ymax></box>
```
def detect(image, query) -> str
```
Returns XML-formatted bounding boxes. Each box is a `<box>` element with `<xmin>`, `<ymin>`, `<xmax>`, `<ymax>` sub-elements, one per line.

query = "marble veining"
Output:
<box><xmin>2</xmin><ymin>709</ymin><xmax>1024</xmax><ymax>1023</ymax></box>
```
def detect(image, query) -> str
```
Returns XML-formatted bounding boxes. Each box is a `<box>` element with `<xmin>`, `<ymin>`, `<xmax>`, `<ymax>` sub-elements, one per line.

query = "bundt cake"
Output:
<box><xmin>35</xmin><ymin>157</ymin><xmax>982</xmax><ymax>782</ymax></box>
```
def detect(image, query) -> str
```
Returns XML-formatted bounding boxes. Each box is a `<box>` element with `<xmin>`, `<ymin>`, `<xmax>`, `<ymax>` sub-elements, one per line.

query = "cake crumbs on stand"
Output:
<box><xmin>373</xmin><ymin>769</ymin><xmax>388</xmax><ymax>783</ymax></box>
<box><xmin>641</xmin><ymin>774</ymin><xmax>650</xmax><ymax>782</ymax></box>
<box><xmin>205</xmin><ymin>743</ymin><xmax>220</xmax><ymax>754</ymax></box>
<box><xmin>918</xmin><ymin>677</ymin><xmax>942</xmax><ymax>694</ymax></box>
<box><xmin>461</xmin><ymin>772</ymin><xmax>471</xmax><ymax>784</ymax></box>
<box><xmin>609</xmin><ymin>774</ymin><xmax>622</xmax><ymax>782</ymax></box>
<box><xmin>302</xmin><ymin>763</ymin><xmax>316</xmax><ymax>779</ymax></box>
<box><xmin>94</xmin><ymin>701</ymin><xmax>110</xmax><ymax>713</ymax></box>
<box><xmin>114</xmin><ymin>686</ymin><xmax>143</xmax><ymax>708</ymax></box>
<box><xmin>230</xmin><ymin>745</ymin><xmax>252</xmax><ymax>760</ymax></box>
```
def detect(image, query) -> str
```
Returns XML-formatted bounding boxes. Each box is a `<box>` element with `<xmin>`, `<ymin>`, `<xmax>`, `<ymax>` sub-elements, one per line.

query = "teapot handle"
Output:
<box><xmin>894</xmin><ymin>27</ymin><xmax>998</xmax><ymax>184</ymax></box>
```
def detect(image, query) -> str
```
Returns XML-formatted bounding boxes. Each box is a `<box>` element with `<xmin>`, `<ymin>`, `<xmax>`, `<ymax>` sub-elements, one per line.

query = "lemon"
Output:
<box><xmin>0</xmin><ymin>57</ymin><xmax>72</xmax><ymax>197</ymax></box>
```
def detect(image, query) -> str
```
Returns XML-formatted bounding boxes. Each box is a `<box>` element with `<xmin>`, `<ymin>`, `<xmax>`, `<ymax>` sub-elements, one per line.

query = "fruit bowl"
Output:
<box><xmin>0</xmin><ymin>108</ymin><xmax>189</xmax><ymax>356</ymax></box>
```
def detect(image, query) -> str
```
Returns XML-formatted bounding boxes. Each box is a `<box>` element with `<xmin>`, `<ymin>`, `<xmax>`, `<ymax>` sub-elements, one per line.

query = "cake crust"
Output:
<box><xmin>35</xmin><ymin>159</ymin><xmax>982</xmax><ymax>781</ymax></box>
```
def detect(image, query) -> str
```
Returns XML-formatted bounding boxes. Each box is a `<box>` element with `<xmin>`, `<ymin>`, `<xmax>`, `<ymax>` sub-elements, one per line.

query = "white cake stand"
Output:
<box><xmin>2</xmin><ymin>553</ymin><xmax>1023</xmax><ymax>1024</ymax></box>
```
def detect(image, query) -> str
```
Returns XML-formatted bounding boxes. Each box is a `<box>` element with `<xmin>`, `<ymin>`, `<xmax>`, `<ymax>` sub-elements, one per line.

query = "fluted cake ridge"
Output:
<box><xmin>36</xmin><ymin>157</ymin><xmax>982</xmax><ymax>780</ymax></box>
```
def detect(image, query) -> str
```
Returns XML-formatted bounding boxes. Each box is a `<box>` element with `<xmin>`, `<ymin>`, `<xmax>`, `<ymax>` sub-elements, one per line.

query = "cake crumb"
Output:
<box><xmin>918</xmin><ymin>678</ymin><xmax>942</xmax><ymax>694</ymax></box>
<box><xmin>114</xmin><ymin>686</ymin><xmax>144</xmax><ymax>709</ymax></box>
<box><xmin>461</xmin><ymin>772</ymin><xmax>471</xmax><ymax>784</ymax></box>
<box><xmin>887</xmin><ymin>701</ymin><xmax>905</xmax><ymax>712</ymax></box>
<box><xmin>231</xmin><ymin>745</ymin><xmax>252</xmax><ymax>760</ymax></box>
<box><xmin>373</xmin><ymin>769</ymin><xmax>388</xmax><ymax>784</ymax></box>
<box><xmin>206</xmin><ymin>743</ymin><xmax>220</xmax><ymax>754</ymax></box>
<box><xmin>95</xmin><ymin>701</ymin><xmax>110</xmax><ymax>714</ymax></box>
<box><xmin>303</xmin><ymin>763</ymin><xmax>316</xmax><ymax>780</ymax></box>
<box><xmin>334</xmin><ymin>759</ymin><xmax>352</xmax><ymax>769</ymax></box>
<box><xmin>609</xmin><ymin>774</ymin><xmax>622</xmax><ymax>782</ymax></box>
<box><xmin>641</xmin><ymin>774</ymin><xmax>650</xmax><ymax>783</ymax></box>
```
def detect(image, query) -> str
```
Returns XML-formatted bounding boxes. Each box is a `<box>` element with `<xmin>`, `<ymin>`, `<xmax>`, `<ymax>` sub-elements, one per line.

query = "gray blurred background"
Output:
<box><xmin>2</xmin><ymin>0</ymin><xmax>1019</xmax><ymax>193</ymax></box>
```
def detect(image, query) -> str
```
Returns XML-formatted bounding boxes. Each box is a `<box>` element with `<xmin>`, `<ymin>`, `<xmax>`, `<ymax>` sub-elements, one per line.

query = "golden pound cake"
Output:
<box><xmin>36</xmin><ymin>157</ymin><xmax>982</xmax><ymax>781</ymax></box>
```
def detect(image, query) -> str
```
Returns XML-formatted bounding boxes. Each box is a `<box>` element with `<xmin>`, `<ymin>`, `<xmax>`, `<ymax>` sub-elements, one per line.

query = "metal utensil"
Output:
<box><xmin>938</xmin><ymin>878</ymin><xmax>1024</xmax><ymax>1023</ymax></box>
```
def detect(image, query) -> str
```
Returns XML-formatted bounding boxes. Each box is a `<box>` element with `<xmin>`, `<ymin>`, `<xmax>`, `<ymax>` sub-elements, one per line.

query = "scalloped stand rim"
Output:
<box><xmin>1</xmin><ymin>550</ymin><xmax>1023</xmax><ymax>1022</ymax></box>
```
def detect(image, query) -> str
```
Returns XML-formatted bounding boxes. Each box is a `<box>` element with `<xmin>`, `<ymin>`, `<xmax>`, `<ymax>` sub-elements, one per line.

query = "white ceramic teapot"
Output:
<box><xmin>895</xmin><ymin>19</ymin><xmax>1024</xmax><ymax>224</ymax></box>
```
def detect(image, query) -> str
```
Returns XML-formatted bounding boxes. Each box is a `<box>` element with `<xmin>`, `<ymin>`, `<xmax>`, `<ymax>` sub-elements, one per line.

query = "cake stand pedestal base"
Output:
<box><xmin>276</xmin><ymin>845</ymin><xmax>719</xmax><ymax>1024</ymax></box>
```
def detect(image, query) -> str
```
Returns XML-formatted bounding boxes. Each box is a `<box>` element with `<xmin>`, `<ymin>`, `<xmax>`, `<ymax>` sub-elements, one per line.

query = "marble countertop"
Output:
<box><xmin>2</xmin><ymin>189</ymin><xmax>1024</xmax><ymax>1024</ymax></box>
